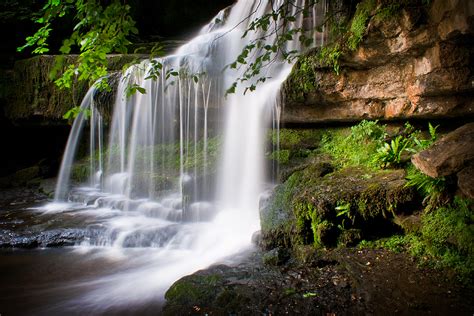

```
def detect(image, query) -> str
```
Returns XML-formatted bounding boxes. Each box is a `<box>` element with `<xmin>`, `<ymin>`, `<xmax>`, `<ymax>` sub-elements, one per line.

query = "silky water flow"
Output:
<box><xmin>37</xmin><ymin>0</ymin><xmax>328</xmax><ymax>311</ymax></box>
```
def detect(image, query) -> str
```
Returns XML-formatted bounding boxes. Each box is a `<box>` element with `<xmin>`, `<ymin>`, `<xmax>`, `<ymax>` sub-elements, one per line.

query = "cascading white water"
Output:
<box><xmin>43</xmin><ymin>0</ymin><xmax>328</xmax><ymax>311</ymax></box>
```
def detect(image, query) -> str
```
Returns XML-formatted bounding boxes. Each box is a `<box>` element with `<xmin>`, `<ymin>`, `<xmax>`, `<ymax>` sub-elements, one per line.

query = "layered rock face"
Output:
<box><xmin>283</xmin><ymin>0</ymin><xmax>474</xmax><ymax>124</ymax></box>
<box><xmin>412</xmin><ymin>122</ymin><xmax>474</xmax><ymax>198</ymax></box>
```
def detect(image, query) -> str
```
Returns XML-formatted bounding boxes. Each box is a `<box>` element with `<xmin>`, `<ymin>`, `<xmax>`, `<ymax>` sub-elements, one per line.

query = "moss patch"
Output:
<box><xmin>261</xmin><ymin>162</ymin><xmax>416</xmax><ymax>249</ymax></box>
<box><xmin>5</xmin><ymin>54</ymin><xmax>147</xmax><ymax>122</ymax></box>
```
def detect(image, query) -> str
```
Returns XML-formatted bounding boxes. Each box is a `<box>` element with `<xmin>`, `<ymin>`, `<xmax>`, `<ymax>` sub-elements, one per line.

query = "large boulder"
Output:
<box><xmin>411</xmin><ymin>123</ymin><xmax>474</xmax><ymax>178</ymax></box>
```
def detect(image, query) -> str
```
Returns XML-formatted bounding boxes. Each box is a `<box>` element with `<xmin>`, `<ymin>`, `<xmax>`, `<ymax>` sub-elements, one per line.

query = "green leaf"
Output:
<box><xmin>303</xmin><ymin>292</ymin><xmax>317</xmax><ymax>298</ymax></box>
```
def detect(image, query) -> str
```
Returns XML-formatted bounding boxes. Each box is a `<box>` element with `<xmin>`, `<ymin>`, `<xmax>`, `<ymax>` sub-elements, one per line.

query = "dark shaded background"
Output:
<box><xmin>0</xmin><ymin>0</ymin><xmax>234</xmax><ymax>176</ymax></box>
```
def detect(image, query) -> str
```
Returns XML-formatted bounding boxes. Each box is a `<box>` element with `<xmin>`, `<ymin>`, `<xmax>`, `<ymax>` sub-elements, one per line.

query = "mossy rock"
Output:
<box><xmin>164</xmin><ymin>273</ymin><xmax>222</xmax><ymax>308</ymax></box>
<box><xmin>163</xmin><ymin>267</ymin><xmax>255</xmax><ymax>315</ymax></box>
<box><xmin>266</xmin><ymin>128</ymin><xmax>327</xmax><ymax>181</ymax></box>
<box><xmin>5</xmin><ymin>54</ymin><xmax>147</xmax><ymax>123</ymax></box>
<box><xmin>260</xmin><ymin>161</ymin><xmax>418</xmax><ymax>250</ymax></box>
<box><xmin>71</xmin><ymin>162</ymin><xmax>90</xmax><ymax>183</ymax></box>
<box><xmin>262</xmin><ymin>247</ymin><xmax>290</xmax><ymax>266</ymax></box>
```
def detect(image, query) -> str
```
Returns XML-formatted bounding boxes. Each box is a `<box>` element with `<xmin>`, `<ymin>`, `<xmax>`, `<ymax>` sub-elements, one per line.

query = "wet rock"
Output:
<box><xmin>412</xmin><ymin>123</ymin><xmax>474</xmax><ymax>178</ymax></box>
<box><xmin>457</xmin><ymin>164</ymin><xmax>474</xmax><ymax>199</ymax></box>
<box><xmin>0</xmin><ymin>228</ymin><xmax>87</xmax><ymax>248</ymax></box>
<box><xmin>39</xmin><ymin>178</ymin><xmax>57</xmax><ymax>198</ymax></box>
<box><xmin>393</xmin><ymin>214</ymin><xmax>422</xmax><ymax>234</ymax></box>
<box><xmin>164</xmin><ymin>247</ymin><xmax>474</xmax><ymax>315</ymax></box>
<box><xmin>262</xmin><ymin>247</ymin><xmax>290</xmax><ymax>266</ymax></box>
<box><xmin>251</xmin><ymin>230</ymin><xmax>262</xmax><ymax>247</ymax></box>
<box><xmin>338</xmin><ymin>229</ymin><xmax>363</xmax><ymax>247</ymax></box>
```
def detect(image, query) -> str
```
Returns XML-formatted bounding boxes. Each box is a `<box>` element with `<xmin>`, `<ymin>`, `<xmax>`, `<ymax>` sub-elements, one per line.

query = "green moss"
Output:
<box><xmin>359</xmin><ymin>235</ymin><xmax>408</xmax><ymax>252</ymax></box>
<box><xmin>261</xmin><ymin>160</ymin><xmax>415</xmax><ymax>250</ymax></box>
<box><xmin>348</xmin><ymin>0</ymin><xmax>377</xmax><ymax>51</ymax></box>
<box><xmin>320</xmin><ymin>120</ymin><xmax>387</xmax><ymax>170</ymax></box>
<box><xmin>269</xmin><ymin>149</ymin><xmax>291</xmax><ymax>164</ymax></box>
<box><xmin>285</xmin><ymin>53</ymin><xmax>320</xmax><ymax>100</ymax></box>
<box><xmin>6</xmin><ymin>55</ymin><xmax>146</xmax><ymax>121</ymax></box>
<box><xmin>270</xmin><ymin>128</ymin><xmax>322</xmax><ymax>150</ymax></box>
<box><xmin>359</xmin><ymin>198</ymin><xmax>474</xmax><ymax>283</ymax></box>
<box><xmin>410</xmin><ymin>197</ymin><xmax>474</xmax><ymax>280</ymax></box>
<box><xmin>71</xmin><ymin>162</ymin><xmax>90</xmax><ymax>183</ymax></box>
<box><xmin>165</xmin><ymin>274</ymin><xmax>222</xmax><ymax>305</ymax></box>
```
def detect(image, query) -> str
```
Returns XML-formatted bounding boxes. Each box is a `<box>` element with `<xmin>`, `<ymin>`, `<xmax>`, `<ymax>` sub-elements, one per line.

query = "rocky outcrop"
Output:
<box><xmin>412</xmin><ymin>122</ymin><xmax>474</xmax><ymax>198</ymax></box>
<box><xmin>283</xmin><ymin>0</ymin><xmax>474</xmax><ymax>124</ymax></box>
<box><xmin>3</xmin><ymin>54</ymin><xmax>146</xmax><ymax>125</ymax></box>
<box><xmin>260</xmin><ymin>164</ymin><xmax>417</xmax><ymax>250</ymax></box>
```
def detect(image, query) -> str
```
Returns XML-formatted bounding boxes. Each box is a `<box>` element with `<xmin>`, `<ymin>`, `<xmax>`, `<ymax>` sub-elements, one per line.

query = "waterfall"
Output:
<box><xmin>47</xmin><ymin>0</ymin><xmax>328</xmax><ymax>309</ymax></box>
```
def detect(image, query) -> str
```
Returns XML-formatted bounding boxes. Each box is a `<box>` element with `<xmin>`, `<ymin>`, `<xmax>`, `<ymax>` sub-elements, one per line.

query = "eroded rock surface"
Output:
<box><xmin>283</xmin><ymin>0</ymin><xmax>474</xmax><ymax>124</ymax></box>
<box><xmin>411</xmin><ymin>122</ymin><xmax>474</xmax><ymax>178</ymax></box>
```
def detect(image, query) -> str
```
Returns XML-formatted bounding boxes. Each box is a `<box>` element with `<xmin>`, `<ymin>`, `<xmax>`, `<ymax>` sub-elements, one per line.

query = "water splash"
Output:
<box><xmin>48</xmin><ymin>0</ymin><xmax>328</xmax><ymax>309</ymax></box>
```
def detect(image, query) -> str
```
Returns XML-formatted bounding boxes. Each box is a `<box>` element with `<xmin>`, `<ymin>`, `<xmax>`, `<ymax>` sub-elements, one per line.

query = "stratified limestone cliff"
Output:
<box><xmin>283</xmin><ymin>0</ymin><xmax>474</xmax><ymax>124</ymax></box>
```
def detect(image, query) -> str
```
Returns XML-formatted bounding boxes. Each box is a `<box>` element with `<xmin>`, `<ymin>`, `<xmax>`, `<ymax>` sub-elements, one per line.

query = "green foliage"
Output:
<box><xmin>321</xmin><ymin>120</ymin><xmax>386</xmax><ymax>169</ymax></box>
<box><xmin>289</xmin><ymin>54</ymin><xmax>319</xmax><ymax>96</ymax></box>
<box><xmin>359</xmin><ymin>235</ymin><xmax>408</xmax><ymax>253</ymax></box>
<box><xmin>226</xmin><ymin>0</ymin><xmax>319</xmax><ymax>94</ymax></box>
<box><xmin>374</xmin><ymin>122</ymin><xmax>439</xmax><ymax>168</ymax></box>
<box><xmin>336</xmin><ymin>201</ymin><xmax>353</xmax><ymax>230</ymax></box>
<box><xmin>408</xmin><ymin>197</ymin><xmax>474</xmax><ymax>281</ymax></box>
<box><xmin>18</xmin><ymin>0</ymin><xmax>140</xmax><ymax>91</ymax></box>
<box><xmin>318</xmin><ymin>44</ymin><xmax>342</xmax><ymax>75</ymax></box>
<box><xmin>62</xmin><ymin>105</ymin><xmax>91</xmax><ymax>124</ymax></box>
<box><xmin>270</xmin><ymin>150</ymin><xmax>291</xmax><ymax>164</ymax></box>
<box><xmin>350</xmin><ymin>120</ymin><xmax>387</xmax><ymax>142</ymax></box>
<box><xmin>410</xmin><ymin>122</ymin><xmax>439</xmax><ymax>151</ymax></box>
<box><xmin>405</xmin><ymin>166</ymin><xmax>445</xmax><ymax>197</ymax></box>
<box><xmin>360</xmin><ymin>198</ymin><xmax>473</xmax><ymax>282</ymax></box>
<box><xmin>347</xmin><ymin>0</ymin><xmax>377</xmax><ymax>51</ymax></box>
<box><xmin>375</xmin><ymin>135</ymin><xmax>410</xmax><ymax>168</ymax></box>
<box><xmin>271</xmin><ymin>128</ymin><xmax>322</xmax><ymax>149</ymax></box>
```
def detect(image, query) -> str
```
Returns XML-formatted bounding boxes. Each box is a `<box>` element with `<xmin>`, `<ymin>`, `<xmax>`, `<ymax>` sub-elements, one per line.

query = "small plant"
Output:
<box><xmin>63</xmin><ymin>106</ymin><xmax>91</xmax><ymax>123</ymax></box>
<box><xmin>358</xmin><ymin>235</ymin><xmax>408</xmax><ymax>253</ymax></box>
<box><xmin>303</xmin><ymin>292</ymin><xmax>318</xmax><ymax>298</ymax></box>
<box><xmin>409</xmin><ymin>123</ymin><xmax>439</xmax><ymax>152</ymax></box>
<box><xmin>347</xmin><ymin>0</ymin><xmax>377</xmax><ymax>51</ymax></box>
<box><xmin>375</xmin><ymin>135</ymin><xmax>411</xmax><ymax>168</ymax></box>
<box><xmin>350</xmin><ymin>119</ymin><xmax>386</xmax><ymax>142</ymax></box>
<box><xmin>405</xmin><ymin>170</ymin><xmax>445</xmax><ymax>196</ymax></box>
<box><xmin>336</xmin><ymin>201</ymin><xmax>353</xmax><ymax>230</ymax></box>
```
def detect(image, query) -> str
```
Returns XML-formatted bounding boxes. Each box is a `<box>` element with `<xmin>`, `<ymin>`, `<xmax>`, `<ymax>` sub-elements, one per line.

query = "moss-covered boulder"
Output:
<box><xmin>163</xmin><ymin>267</ymin><xmax>256</xmax><ymax>315</ymax></box>
<box><xmin>260</xmin><ymin>162</ymin><xmax>418</xmax><ymax>250</ymax></box>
